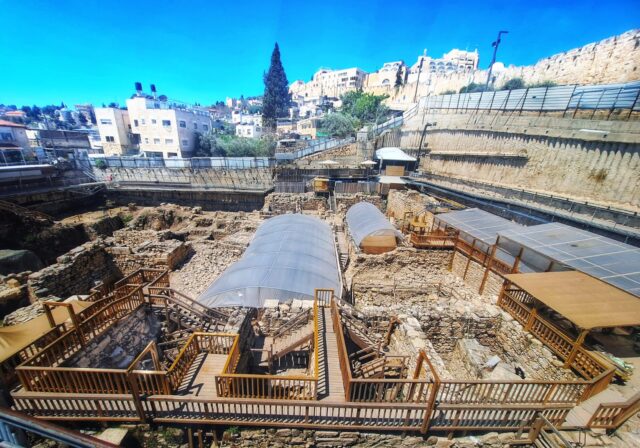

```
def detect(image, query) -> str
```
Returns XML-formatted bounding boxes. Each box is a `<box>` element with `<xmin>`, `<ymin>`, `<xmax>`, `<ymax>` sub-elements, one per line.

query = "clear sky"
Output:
<box><xmin>1</xmin><ymin>0</ymin><xmax>638</xmax><ymax>107</ymax></box>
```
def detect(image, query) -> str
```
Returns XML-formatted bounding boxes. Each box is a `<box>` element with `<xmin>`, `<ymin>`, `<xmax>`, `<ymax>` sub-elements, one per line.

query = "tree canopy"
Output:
<box><xmin>339</xmin><ymin>91</ymin><xmax>390</xmax><ymax>124</ymax></box>
<box><xmin>262</xmin><ymin>43</ymin><xmax>290</xmax><ymax>131</ymax></box>
<box><xmin>319</xmin><ymin>112</ymin><xmax>360</xmax><ymax>138</ymax></box>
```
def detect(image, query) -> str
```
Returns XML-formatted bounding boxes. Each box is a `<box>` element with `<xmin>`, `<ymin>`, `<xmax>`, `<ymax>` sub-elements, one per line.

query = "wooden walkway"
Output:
<box><xmin>322</xmin><ymin>307</ymin><xmax>345</xmax><ymax>402</ymax></box>
<box><xmin>179</xmin><ymin>353</ymin><xmax>229</xmax><ymax>399</ymax></box>
<box><xmin>564</xmin><ymin>388</ymin><xmax>626</xmax><ymax>427</ymax></box>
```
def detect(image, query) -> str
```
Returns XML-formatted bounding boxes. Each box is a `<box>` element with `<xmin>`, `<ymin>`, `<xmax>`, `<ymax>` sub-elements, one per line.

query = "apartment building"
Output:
<box><xmin>407</xmin><ymin>49</ymin><xmax>479</xmax><ymax>83</ymax></box>
<box><xmin>290</xmin><ymin>67</ymin><xmax>367</xmax><ymax>100</ymax></box>
<box><xmin>95</xmin><ymin>107</ymin><xmax>136</xmax><ymax>156</ymax></box>
<box><xmin>126</xmin><ymin>88</ymin><xmax>212</xmax><ymax>158</ymax></box>
<box><xmin>235</xmin><ymin>122</ymin><xmax>263</xmax><ymax>138</ymax></box>
<box><xmin>0</xmin><ymin>119</ymin><xmax>30</xmax><ymax>150</ymax></box>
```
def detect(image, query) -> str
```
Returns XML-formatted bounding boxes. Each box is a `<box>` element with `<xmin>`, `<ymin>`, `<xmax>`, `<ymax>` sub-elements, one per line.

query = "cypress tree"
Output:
<box><xmin>262</xmin><ymin>43</ymin><xmax>290</xmax><ymax>131</ymax></box>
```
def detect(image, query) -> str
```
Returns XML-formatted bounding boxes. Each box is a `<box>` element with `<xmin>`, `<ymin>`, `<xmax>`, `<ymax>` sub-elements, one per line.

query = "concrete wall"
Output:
<box><xmin>402</xmin><ymin>111</ymin><xmax>640</xmax><ymax>211</ymax></box>
<box><xmin>107</xmin><ymin>189</ymin><xmax>267</xmax><ymax>212</ymax></box>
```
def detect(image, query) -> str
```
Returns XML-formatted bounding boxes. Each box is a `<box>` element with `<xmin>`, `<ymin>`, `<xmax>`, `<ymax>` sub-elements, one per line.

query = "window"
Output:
<box><xmin>181</xmin><ymin>139</ymin><xmax>189</xmax><ymax>146</ymax></box>
<box><xmin>0</xmin><ymin>132</ymin><xmax>14</xmax><ymax>141</ymax></box>
<box><xmin>133</xmin><ymin>119</ymin><xmax>139</xmax><ymax>127</ymax></box>
<box><xmin>144</xmin><ymin>138</ymin><xmax>149</xmax><ymax>144</ymax></box>
<box><xmin>162</xmin><ymin>120</ymin><xmax>171</xmax><ymax>127</ymax></box>
<box><xmin>100</xmin><ymin>118</ymin><xmax>112</xmax><ymax>125</ymax></box>
<box><xmin>203</xmin><ymin>124</ymin><xmax>209</xmax><ymax>132</ymax></box>
<box><xmin>165</xmin><ymin>139</ymin><xmax>173</xmax><ymax>144</ymax></box>
<box><xmin>154</xmin><ymin>138</ymin><xmax>160</xmax><ymax>144</ymax></box>
<box><xmin>141</xmin><ymin>119</ymin><xmax>146</xmax><ymax>125</ymax></box>
<box><xmin>167</xmin><ymin>152</ymin><xmax>178</xmax><ymax>158</ymax></box>
<box><xmin>105</xmin><ymin>136</ymin><xmax>115</xmax><ymax>142</ymax></box>
<box><xmin>179</xmin><ymin>120</ymin><xmax>186</xmax><ymax>128</ymax></box>
<box><xmin>151</xmin><ymin>119</ymin><xmax>157</xmax><ymax>125</ymax></box>
<box><xmin>193</xmin><ymin>123</ymin><xmax>198</xmax><ymax>130</ymax></box>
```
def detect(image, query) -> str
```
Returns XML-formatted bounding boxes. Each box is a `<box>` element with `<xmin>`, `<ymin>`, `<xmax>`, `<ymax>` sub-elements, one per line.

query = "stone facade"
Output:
<box><xmin>106</xmin><ymin>240</ymin><xmax>192</xmax><ymax>275</ymax></box>
<box><xmin>263</xmin><ymin>193</ymin><xmax>328</xmax><ymax>215</ymax></box>
<box><xmin>27</xmin><ymin>240</ymin><xmax>120</xmax><ymax>301</ymax></box>
<box><xmin>373</xmin><ymin>29</ymin><xmax>640</xmax><ymax>104</ymax></box>
<box><xmin>335</xmin><ymin>193</ymin><xmax>383</xmax><ymax>212</ymax></box>
<box><xmin>386</xmin><ymin>190</ymin><xmax>439</xmax><ymax>228</ymax></box>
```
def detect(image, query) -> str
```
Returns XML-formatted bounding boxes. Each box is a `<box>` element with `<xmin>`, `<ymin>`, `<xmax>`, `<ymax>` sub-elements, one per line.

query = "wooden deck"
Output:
<box><xmin>322</xmin><ymin>307</ymin><xmax>345</xmax><ymax>402</ymax></box>
<box><xmin>178</xmin><ymin>353</ymin><xmax>229</xmax><ymax>399</ymax></box>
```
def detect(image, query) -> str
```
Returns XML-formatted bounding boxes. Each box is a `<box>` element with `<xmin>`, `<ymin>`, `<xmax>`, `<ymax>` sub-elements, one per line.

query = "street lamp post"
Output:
<box><xmin>416</xmin><ymin>121</ymin><xmax>436</xmax><ymax>171</ymax></box>
<box><xmin>485</xmin><ymin>31</ymin><xmax>508</xmax><ymax>90</ymax></box>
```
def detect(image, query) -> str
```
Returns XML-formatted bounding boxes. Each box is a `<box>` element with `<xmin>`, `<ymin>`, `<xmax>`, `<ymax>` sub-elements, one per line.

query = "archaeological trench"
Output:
<box><xmin>0</xmin><ymin>188</ymin><xmax>639</xmax><ymax>448</ymax></box>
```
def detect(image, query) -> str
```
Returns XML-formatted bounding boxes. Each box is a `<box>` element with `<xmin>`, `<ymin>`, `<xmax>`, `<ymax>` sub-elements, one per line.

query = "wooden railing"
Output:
<box><xmin>215</xmin><ymin>299</ymin><xmax>319</xmax><ymax>401</ymax></box>
<box><xmin>588</xmin><ymin>391</ymin><xmax>640</xmax><ymax>429</ymax></box>
<box><xmin>436</xmin><ymin>380</ymin><xmax>587</xmax><ymax>405</ymax></box>
<box><xmin>409</xmin><ymin>232</ymin><xmax>457</xmax><ymax>249</ymax></box>
<box><xmin>147</xmin><ymin>287</ymin><xmax>229</xmax><ymax>324</ymax></box>
<box><xmin>497</xmin><ymin>286</ymin><xmax>616</xmax><ymax>398</ymax></box>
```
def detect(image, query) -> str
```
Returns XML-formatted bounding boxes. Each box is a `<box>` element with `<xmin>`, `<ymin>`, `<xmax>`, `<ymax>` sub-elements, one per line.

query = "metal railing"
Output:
<box><xmin>275</xmin><ymin>137</ymin><xmax>354</xmax><ymax>161</ymax></box>
<box><xmin>417</xmin><ymin>81</ymin><xmax>640</xmax><ymax>117</ymax></box>
<box><xmin>91</xmin><ymin>156</ymin><xmax>273</xmax><ymax>169</ymax></box>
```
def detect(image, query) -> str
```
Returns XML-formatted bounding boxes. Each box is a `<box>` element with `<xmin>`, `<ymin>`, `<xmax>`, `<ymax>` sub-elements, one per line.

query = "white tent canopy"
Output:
<box><xmin>375</xmin><ymin>147</ymin><xmax>417</xmax><ymax>162</ymax></box>
<box><xmin>196</xmin><ymin>214</ymin><xmax>341</xmax><ymax>308</ymax></box>
<box><xmin>346</xmin><ymin>202</ymin><xmax>402</xmax><ymax>247</ymax></box>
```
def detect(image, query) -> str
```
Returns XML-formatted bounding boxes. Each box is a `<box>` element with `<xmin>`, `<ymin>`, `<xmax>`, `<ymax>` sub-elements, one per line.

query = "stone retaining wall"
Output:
<box><xmin>27</xmin><ymin>240</ymin><xmax>120</xmax><ymax>301</ymax></box>
<box><xmin>450</xmin><ymin>251</ymin><xmax>504</xmax><ymax>299</ymax></box>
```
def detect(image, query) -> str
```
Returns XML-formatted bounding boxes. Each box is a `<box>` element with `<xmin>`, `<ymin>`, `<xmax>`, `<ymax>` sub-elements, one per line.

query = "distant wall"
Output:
<box><xmin>402</xmin><ymin>111</ymin><xmax>640</xmax><ymax>211</ymax></box>
<box><xmin>372</xmin><ymin>29</ymin><xmax>640</xmax><ymax>104</ymax></box>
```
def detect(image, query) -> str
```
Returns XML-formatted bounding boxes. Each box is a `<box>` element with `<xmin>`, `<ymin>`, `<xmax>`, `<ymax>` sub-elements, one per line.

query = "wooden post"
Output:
<box><xmin>525</xmin><ymin>307</ymin><xmax>538</xmax><ymax>331</ymax></box>
<box><xmin>564</xmin><ymin>329</ymin><xmax>589</xmax><ymax>368</ymax></box>
<box><xmin>42</xmin><ymin>303</ymin><xmax>56</xmax><ymax>329</ymax></box>
<box><xmin>479</xmin><ymin>244</ymin><xmax>498</xmax><ymax>295</ymax></box>
<box><xmin>462</xmin><ymin>239</ymin><xmax>477</xmax><ymax>279</ymax></box>
<box><xmin>512</xmin><ymin>247</ymin><xmax>524</xmax><ymax>273</ymax></box>
<box><xmin>127</xmin><ymin>373</ymin><xmax>147</xmax><ymax>422</ymax></box>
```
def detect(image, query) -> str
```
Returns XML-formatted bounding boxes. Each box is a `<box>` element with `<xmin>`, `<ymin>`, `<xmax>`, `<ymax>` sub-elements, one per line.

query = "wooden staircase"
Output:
<box><xmin>0</xmin><ymin>199</ymin><xmax>53</xmax><ymax>223</ymax></box>
<box><xmin>269</xmin><ymin>320</ymin><xmax>314</xmax><ymax>362</ymax></box>
<box><xmin>149</xmin><ymin>288</ymin><xmax>228</xmax><ymax>332</ymax></box>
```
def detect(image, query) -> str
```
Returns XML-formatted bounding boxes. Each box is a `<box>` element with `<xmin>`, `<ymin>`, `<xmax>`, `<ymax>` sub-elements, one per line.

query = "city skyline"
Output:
<box><xmin>1</xmin><ymin>0</ymin><xmax>638</xmax><ymax>107</ymax></box>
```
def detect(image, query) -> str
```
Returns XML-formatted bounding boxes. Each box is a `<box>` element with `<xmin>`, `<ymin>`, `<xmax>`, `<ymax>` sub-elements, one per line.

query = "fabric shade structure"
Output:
<box><xmin>375</xmin><ymin>147</ymin><xmax>416</xmax><ymax>162</ymax></box>
<box><xmin>504</xmin><ymin>271</ymin><xmax>640</xmax><ymax>330</ymax></box>
<box><xmin>196</xmin><ymin>214</ymin><xmax>341</xmax><ymax>308</ymax></box>
<box><xmin>0</xmin><ymin>299</ymin><xmax>92</xmax><ymax>363</ymax></box>
<box><xmin>346</xmin><ymin>202</ymin><xmax>402</xmax><ymax>253</ymax></box>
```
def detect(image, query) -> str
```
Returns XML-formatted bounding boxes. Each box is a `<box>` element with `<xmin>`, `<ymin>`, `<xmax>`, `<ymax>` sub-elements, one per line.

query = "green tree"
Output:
<box><xmin>500</xmin><ymin>77</ymin><xmax>526</xmax><ymax>91</ymax></box>
<box><xmin>441</xmin><ymin>89</ymin><xmax>457</xmax><ymax>95</ymax></box>
<box><xmin>528</xmin><ymin>80</ymin><xmax>557</xmax><ymax>88</ymax></box>
<box><xmin>31</xmin><ymin>105</ymin><xmax>41</xmax><ymax>120</ymax></box>
<box><xmin>394</xmin><ymin>66</ymin><xmax>404</xmax><ymax>88</ymax></box>
<box><xmin>262</xmin><ymin>43</ymin><xmax>290</xmax><ymax>131</ymax></box>
<box><xmin>339</xmin><ymin>91</ymin><xmax>389</xmax><ymax>124</ymax></box>
<box><xmin>459</xmin><ymin>82</ymin><xmax>492</xmax><ymax>94</ymax></box>
<box><xmin>319</xmin><ymin>112</ymin><xmax>360</xmax><ymax>138</ymax></box>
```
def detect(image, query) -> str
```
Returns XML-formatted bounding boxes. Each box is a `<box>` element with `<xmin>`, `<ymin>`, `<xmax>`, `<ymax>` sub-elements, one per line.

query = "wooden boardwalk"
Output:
<box><xmin>564</xmin><ymin>388</ymin><xmax>626</xmax><ymax>427</ymax></box>
<box><xmin>322</xmin><ymin>307</ymin><xmax>345</xmax><ymax>402</ymax></box>
<box><xmin>179</xmin><ymin>353</ymin><xmax>229</xmax><ymax>399</ymax></box>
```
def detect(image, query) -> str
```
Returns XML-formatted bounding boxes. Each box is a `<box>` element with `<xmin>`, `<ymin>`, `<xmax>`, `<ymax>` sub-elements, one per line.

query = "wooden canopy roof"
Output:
<box><xmin>504</xmin><ymin>271</ymin><xmax>640</xmax><ymax>330</ymax></box>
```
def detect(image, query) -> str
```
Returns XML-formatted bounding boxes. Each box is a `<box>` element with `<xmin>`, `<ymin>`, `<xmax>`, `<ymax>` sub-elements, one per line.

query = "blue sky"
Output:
<box><xmin>1</xmin><ymin>0</ymin><xmax>638</xmax><ymax>107</ymax></box>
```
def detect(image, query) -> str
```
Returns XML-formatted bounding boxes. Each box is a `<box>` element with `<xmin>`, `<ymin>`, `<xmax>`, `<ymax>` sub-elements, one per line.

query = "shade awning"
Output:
<box><xmin>505</xmin><ymin>271</ymin><xmax>640</xmax><ymax>329</ymax></box>
<box><xmin>0</xmin><ymin>300</ymin><xmax>93</xmax><ymax>363</ymax></box>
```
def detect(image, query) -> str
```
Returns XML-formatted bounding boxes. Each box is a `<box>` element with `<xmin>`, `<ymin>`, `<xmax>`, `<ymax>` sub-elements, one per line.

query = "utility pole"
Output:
<box><xmin>485</xmin><ymin>31</ymin><xmax>508</xmax><ymax>90</ymax></box>
<box><xmin>413</xmin><ymin>57</ymin><xmax>425</xmax><ymax>103</ymax></box>
<box><xmin>416</xmin><ymin>121</ymin><xmax>436</xmax><ymax>170</ymax></box>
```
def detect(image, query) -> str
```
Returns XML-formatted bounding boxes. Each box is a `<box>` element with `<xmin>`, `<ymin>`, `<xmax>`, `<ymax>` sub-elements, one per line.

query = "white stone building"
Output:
<box><xmin>126</xmin><ymin>87</ymin><xmax>212</xmax><ymax>158</ymax></box>
<box><xmin>95</xmin><ymin>107</ymin><xmax>135</xmax><ymax>156</ymax></box>
<box><xmin>235</xmin><ymin>122</ymin><xmax>263</xmax><ymax>139</ymax></box>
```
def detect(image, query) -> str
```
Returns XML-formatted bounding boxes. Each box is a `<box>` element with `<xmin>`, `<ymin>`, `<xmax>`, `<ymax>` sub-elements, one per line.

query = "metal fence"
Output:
<box><xmin>417</xmin><ymin>81</ymin><xmax>640</xmax><ymax>115</ymax></box>
<box><xmin>275</xmin><ymin>137</ymin><xmax>354</xmax><ymax>161</ymax></box>
<box><xmin>274</xmin><ymin>182</ymin><xmax>306</xmax><ymax>193</ymax></box>
<box><xmin>90</xmin><ymin>156</ymin><xmax>273</xmax><ymax>169</ymax></box>
<box><xmin>334</xmin><ymin>181</ymin><xmax>378</xmax><ymax>194</ymax></box>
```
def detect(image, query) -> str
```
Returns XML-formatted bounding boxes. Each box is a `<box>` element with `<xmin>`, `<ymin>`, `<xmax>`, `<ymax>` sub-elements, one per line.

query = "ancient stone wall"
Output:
<box><xmin>450</xmin><ymin>252</ymin><xmax>504</xmax><ymax>299</ymax></box>
<box><xmin>386</xmin><ymin>189</ymin><xmax>438</xmax><ymax>227</ymax></box>
<box><xmin>107</xmin><ymin>240</ymin><xmax>192</xmax><ymax>275</ymax></box>
<box><xmin>27</xmin><ymin>241</ymin><xmax>121</xmax><ymax>301</ymax></box>
<box><xmin>262</xmin><ymin>193</ymin><xmax>327</xmax><ymax>215</ymax></box>
<box><xmin>369</xmin><ymin>29</ymin><xmax>640</xmax><ymax>103</ymax></box>
<box><xmin>335</xmin><ymin>193</ymin><xmax>383</xmax><ymax>212</ymax></box>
